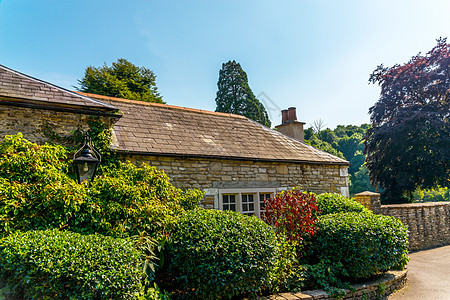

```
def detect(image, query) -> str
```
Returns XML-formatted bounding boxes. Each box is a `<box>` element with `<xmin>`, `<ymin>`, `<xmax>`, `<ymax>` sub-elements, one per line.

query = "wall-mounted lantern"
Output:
<box><xmin>73</xmin><ymin>134</ymin><xmax>101</xmax><ymax>184</ymax></box>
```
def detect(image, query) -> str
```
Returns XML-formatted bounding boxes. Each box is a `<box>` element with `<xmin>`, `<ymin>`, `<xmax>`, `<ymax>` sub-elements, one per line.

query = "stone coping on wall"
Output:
<box><xmin>381</xmin><ymin>201</ymin><xmax>450</xmax><ymax>209</ymax></box>
<box><xmin>255</xmin><ymin>270</ymin><xmax>407</xmax><ymax>300</ymax></box>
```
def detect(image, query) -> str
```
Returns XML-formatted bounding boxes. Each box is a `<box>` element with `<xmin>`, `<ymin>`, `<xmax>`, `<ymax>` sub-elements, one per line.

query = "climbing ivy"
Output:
<box><xmin>42</xmin><ymin>116</ymin><xmax>119</xmax><ymax>168</ymax></box>
<box><xmin>85</xmin><ymin>117</ymin><xmax>119</xmax><ymax>168</ymax></box>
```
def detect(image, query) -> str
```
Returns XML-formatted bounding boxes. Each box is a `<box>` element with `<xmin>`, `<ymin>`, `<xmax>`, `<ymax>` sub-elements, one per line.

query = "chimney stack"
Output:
<box><xmin>281</xmin><ymin>109</ymin><xmax>288</xmax><ymax>124</ymax></box>
<box><xmin>287</xmin><ymin>107</ymin><xmax>297</xmax><ymax>122</ymax></box>
<box><xmin>275</xmin><ymin>107</ymin><xmax>305</xmax><ymax>143</ymax></box>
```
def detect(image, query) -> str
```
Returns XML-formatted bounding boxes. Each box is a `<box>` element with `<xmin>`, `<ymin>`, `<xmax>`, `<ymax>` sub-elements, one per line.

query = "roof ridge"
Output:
<box><xmin>0</xmin><ymin>64</ymin><xmax>117</xmax><ymax>110</ymax></box>
<box><xmin>75</xmin><ymin>91</ymin><xmax>247</xmax><ymax>119</ymax></box>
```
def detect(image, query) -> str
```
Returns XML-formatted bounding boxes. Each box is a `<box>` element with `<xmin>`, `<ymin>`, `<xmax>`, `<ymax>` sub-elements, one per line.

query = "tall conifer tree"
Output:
<box><xmin>215</xmin><ymin>60</ymin><xmax>271</xmax><ymax>127</ymax></box>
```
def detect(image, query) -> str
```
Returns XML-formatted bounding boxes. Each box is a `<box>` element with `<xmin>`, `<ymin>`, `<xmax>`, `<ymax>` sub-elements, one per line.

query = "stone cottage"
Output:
<box><xmin>0</xmin><ymin>64</ymin><xmax>349</xmax><ymax>217</ymax></box>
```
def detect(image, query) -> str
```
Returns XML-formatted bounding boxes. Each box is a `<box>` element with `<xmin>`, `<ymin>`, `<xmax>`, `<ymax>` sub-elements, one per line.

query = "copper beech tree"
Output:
<box><xmin>365</xmin><ymin>38</ymin><xmax>449</xmax><ymax>203</ymax></box>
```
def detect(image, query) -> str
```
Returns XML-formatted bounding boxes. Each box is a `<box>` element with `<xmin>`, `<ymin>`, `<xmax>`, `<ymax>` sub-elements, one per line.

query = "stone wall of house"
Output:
<box><xmin>355</xmin><ymin>192</ymin><xmax>450</xmax><ymax>251</ymax></box>
<box><xmin>123</xmin><ymin>154</ymin><xmax>349</xmax><ymax>209</ymax></box>
<box><xmin>0</xmin><ymin>105</ymin><xmax>112</xmax><ymax>147</ymax></box>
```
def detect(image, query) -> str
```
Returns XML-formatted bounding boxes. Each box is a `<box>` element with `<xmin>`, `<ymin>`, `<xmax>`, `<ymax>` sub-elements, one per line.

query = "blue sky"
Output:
<box><xmin>1</xmin><ymin>0</ymin><xmax>449</xmax><ymax>128</ymax></box>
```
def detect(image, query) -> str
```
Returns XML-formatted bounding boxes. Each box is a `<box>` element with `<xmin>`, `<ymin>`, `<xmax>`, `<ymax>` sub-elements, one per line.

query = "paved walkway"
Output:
<box><xmin>389</xmin><ymin>245</ymin><xmax>450</xmax><ymax>300</ymax></box>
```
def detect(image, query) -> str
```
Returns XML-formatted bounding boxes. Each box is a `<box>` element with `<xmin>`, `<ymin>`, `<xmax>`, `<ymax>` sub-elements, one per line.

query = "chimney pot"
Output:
<box><xmin>281</xmin><ymin>110</ymin><xmax>288</xmax><ymax>124</ymax></box>
<box><xmin>276</xmin><ymin>107</ymin><xmax>305</xmax><ymax>143</ymax></box>
<box><xmin>287</xmin><ymin>107</ymin><xmax>297</xmax><ymax>121</ymax></box>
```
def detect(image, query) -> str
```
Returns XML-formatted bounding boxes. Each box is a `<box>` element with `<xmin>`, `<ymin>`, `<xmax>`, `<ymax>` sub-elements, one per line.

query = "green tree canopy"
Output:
<box><xmin>365</xmin><ymin>38</ymin><xmax>450</xmax><ymax>202</ymax></box>
<box><xmin>77</xmin><ymin>58</ymin><xmax>164</xmax><ymax>103</ymax></box>
<box><xmin>304</xmin><ymin>124</ymin><xmax>376</xmax><ymax>196</ymax></box>
<box><xmin>215</xmin><ymin>60</ymin><xmax>271</xmax><ymax>127</ymax></box>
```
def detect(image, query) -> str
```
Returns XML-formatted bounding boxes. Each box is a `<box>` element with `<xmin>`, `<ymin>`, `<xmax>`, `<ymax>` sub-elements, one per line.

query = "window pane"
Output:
<box><xmin>223</xmin><ymin>194</ymin><xmax>236</xmax><ymax>211</ymax></box>
<box><xmin>259</xmin><ymin>193</ymin><xmax>271</xmax><ymax>211</ymax></box>
<box><xmin>242</xmin><ymin>193</ymin><xmax>255</xmax><ymax>214</ymax></box>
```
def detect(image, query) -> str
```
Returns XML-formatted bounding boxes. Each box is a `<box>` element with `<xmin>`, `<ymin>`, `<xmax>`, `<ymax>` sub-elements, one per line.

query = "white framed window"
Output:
<box><xmin>222</xmin><ymin>194</ymin><xmax>237</xmax><ymax>211</ymax></box>
<box><xmin>218</xmin><ymin>188</ymin><xmax>276</xmax><ymax>218</ymax></box>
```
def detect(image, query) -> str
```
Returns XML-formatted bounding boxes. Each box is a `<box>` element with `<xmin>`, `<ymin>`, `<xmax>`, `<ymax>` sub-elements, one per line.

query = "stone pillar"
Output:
<box><xmin>354</xmin><ymin>191</ymin><xmax>381</xmax><ymax>214</ymax></box>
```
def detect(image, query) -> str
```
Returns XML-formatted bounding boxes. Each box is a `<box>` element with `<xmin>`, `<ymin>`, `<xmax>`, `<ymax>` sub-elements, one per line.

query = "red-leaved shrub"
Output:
<box><xmin>263</xmin><ymin>190</ymin><xmax>318</xmax><ymax>243</ymax></box>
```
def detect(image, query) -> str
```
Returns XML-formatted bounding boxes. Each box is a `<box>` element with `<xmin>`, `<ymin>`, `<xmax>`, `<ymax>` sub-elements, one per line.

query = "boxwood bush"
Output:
<box><xmin>306</xmin><ymin>212</ymin><xmax>409</xmax><ymax>281</ymax></box>
<box><xmin>316</xmin><ymin>193</ymin><xmax>369</xmax><ymax>216</ymax></box>
<box><xmin>0</xmin><ymin>229</ymin><xmax>144</xmax><ymax>299</ymax></box>
<box><xmin>169</xmin><ymin>209</ymin><xmax>279</xmax><ymax>299</ymax></box>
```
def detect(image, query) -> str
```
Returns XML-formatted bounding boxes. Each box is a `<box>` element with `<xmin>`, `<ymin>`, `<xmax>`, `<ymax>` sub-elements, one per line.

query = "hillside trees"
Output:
<box><xmin>215</xmin><ymin>60</ymin><xmax>271</xmax><ymax>127</ymax></box>
<box><xmin>304</xmin><ymin>124</ymin><xmax>376</xmax><ymax>195</ymax></box>
<box><xmin>365</xmin><ymin>38</ymin><xmax>450</xmax><ymax>202</ymax></box>
<box><xmin>77</xmin><ymin>58</ymin><xmax>164</xmax><ymax>103</ymax></box>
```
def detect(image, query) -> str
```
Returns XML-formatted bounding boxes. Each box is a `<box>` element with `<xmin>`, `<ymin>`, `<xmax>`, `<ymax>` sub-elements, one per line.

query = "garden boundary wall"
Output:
<box><xmin>257</xmin><ymin>270</ymin><xmax>407</xmax><ymax>300</ymax></box>
<box><xmin>355</xmin><ymin>192</ymin><xmax>450</xmax><ymax>251</ymax></box>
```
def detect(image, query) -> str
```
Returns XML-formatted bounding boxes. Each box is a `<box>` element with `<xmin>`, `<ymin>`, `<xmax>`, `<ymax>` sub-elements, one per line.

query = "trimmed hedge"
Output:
<box><xmin>316</xmin><ymin>193</ymin><xmax>369</xmax><ymax>216</ymax></box>
<box><xmin>306</xmin><ymin>212</ymin><xmax>409</xmax><ymax>280</ymax></box>
<box><xmin>0</xmin><ymin>229</ymin><xmax>144</xmax><ymax>299</ymax></box>
<box><xmin>169</xmin><ymin>209</ymin><xmax>279</xmax><ymax>299</ymax></box>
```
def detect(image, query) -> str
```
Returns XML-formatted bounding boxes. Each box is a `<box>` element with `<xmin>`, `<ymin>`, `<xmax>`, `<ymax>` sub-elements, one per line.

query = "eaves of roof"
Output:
<box><xmin>0</xmin><ymin>64</ymin><xmax>120</xmax><ymax>117</ymax></box>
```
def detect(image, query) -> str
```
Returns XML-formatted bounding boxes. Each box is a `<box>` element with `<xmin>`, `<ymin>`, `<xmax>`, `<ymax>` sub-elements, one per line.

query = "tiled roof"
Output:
<box><xmin>0</xmin><ymin>64</ymin><xmax>117</xmax><ymax>113</ymax></box>
<box><xmin>78</xmin><ymin>92</ymin><xmax>349</xmax><ymax>165</ymax></box>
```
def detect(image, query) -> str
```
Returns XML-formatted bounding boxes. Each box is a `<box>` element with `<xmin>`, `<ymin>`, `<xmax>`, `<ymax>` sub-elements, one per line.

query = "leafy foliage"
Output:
<box><xmin>0</xmin><ymin>134</ymin><xmax>203</xmax><ymax>241</ymax></box>
<box><xmin>304</xmin><ymin>124</ymin><xmax>376</xmax><ymax>195</ymax></box>
<box><xmin>306</xmin><ymin>212</ymin><xmax>409</xmax><ymax>281</ymax></box>
<box><xmin>87</xmin><ymin>161</ymin><xmax>203</xmax><ymax>239</ymax></box>
<box><xmin>0</xmin><ymin>133</ymin><xmax>87</xmax><ymax>236</ymax></box>
<box><xmin>215</xmin><ymin>60</ymin><xmax>271</xmax><ymax>127</ymax></box>
<box><xmin>169</xmin><ymin>209</ymin><xmax>279</xmax><ymax>299</ymax></box>
<box><xmin>0</xmin><ymin>229</ymin><xmax>144</xmax><ymax>299</ymax></box>
<box><xmin>366</xmin><ymin>38</ymin><xmax>450</xmax><ymax>202</ymax></box>
<box><xmin>316</xmin><ymin>193</ymin><xmax>369</xmax><ymax>216</ymax></box>
<box><xmin>304</xmin><ymin>134</ymin><xmax>344</xmax><ymax>159</ymax></box>
<box><xmin>265</xmin><ymin>237</ymin><xmax>305</xmax><ymax>294</ymax></box>
<box><xmin>263</xmin><ymin>190</ymin><xmax>318</xmax><ymax>243</ymax></box>
<box><xmin>413</xmin><ymin>186</ymin><xmax>450</xmax><ymax>202</ymax></box>
<box><xmin>86</xmin><ymin>117</ymin><xmax>119</xmax><ymax>167</ymax></box>
<box><xmin>78</xmin><ymin>58</ymin><xmax>164</xmax><ymax>103</ymax></box>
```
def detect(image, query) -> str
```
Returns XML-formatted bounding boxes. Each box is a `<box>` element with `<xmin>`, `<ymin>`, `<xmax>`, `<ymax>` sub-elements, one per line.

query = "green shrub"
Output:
<box><xmin>86</xmin><ymin>162</ymin><xmax>203</xmax><ymax>239</ymax></box>
<box><xmin>0</xmin><ymin>134</ymin><xmax>87</xmax><ymax>236</ymax></box>
<box><xmin>0</xmin><ymin>134</ymin><xmax>203</xmax><ymax>240</ymax></box>
<box><xmin>413</xmin><ymin>186</ymin><xmax>450</xmax><ymax>202</ymax></box>
<box><xmin>316</xmin><ymin>193</ymin><xmax>369</xmax><ymax>216</ymax></box>
<box><xmin>0</xmin><ymin>229</ymin><xmax>144</xmax><ymax>299</ymax></box>
<box><xmin>306</xmin><ymin>212</ymin><xmax>409</xmax><ymax>281</ymax></box>
<box><xmin>169</xmin><ymin>209</ymin><xmax>279</xmax><ymax>299</ymax></box>
<box><xmin>265</xmin><ymin>237</ymin><xmax>305</xmax><ymax>294</ymax></box>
